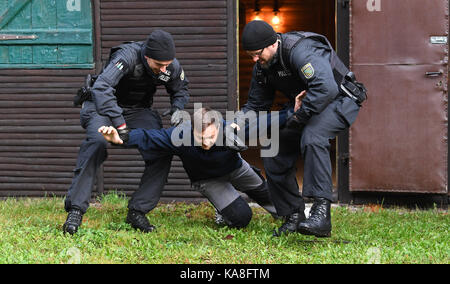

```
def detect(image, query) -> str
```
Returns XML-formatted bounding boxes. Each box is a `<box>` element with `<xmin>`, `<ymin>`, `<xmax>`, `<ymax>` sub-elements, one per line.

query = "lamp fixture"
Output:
<box><xmin>253</xmin><ymin>0</ymin><xmax>261</xmax><ymax>21</ymax></box>
<box><xmin>272</xmin><ymin>0</ymin><xmax>280</xmax><ymax>25</ymax></box>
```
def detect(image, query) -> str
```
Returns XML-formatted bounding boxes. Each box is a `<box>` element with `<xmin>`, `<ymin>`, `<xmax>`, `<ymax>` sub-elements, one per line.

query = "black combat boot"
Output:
<box><xmin>272</xmin><ymin>209</ymin><xmax>306</xmax><ymax>237</ymax></box>
<box><xmin>63</xmin><ymin>209</ymin><xmax>83</xmax><ymax>235</ymax></box>
<box><xmin>126</xmin><ymin>209</ymin><xmax>156</xmax><ymax>233</ymax></box>
<box><xmin>297</xmin><ymin>198</ymin><xmax>332</xmax><ymax>238</ymax></box>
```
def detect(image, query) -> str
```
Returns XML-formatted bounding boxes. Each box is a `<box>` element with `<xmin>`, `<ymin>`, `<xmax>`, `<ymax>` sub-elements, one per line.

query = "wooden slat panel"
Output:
<box><xmin>101</xmin><ymin>14</ymin><xmax>227</xmax><ymax>21</ymax></box>
<box><xmin>100</xmin><ymin>1</ymin><xmax>227</xmax><ymax>9</ymax></box>
<box><xmin>0</xmin><ymin>0</ymin><xmax>232</xmax><ymax>202</ymax></box>
<box><xmin>100</xmin><ymin>8</ymin><xmax>226</xmax><ymax>15</ymax></box>
<box><xmin>99</xmin><ymin>0</ymin><xmax>231</xmax><ymax>200</ymax></box>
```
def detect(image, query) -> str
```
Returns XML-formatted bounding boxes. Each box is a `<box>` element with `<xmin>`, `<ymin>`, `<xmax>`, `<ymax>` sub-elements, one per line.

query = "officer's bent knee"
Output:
<box><xmin>301</xmin><ymin>129</ymin><xmax>328</xmax><ymax>148</ymax></box>
<box><xmin>85</xmin><ymin>136</ymin><xmax>109</xmax><ymax>151</ymax></box>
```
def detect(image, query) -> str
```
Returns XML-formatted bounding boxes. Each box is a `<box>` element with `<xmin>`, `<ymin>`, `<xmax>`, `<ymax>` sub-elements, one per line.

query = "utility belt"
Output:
<box><xmin>119</xmin><ymin>102</ymin><xmax>152</xmax><ymax>109</ymax></box>
<box><xmin>339</xmin><ymin>72</ymin><xmax>367</xmax><ymax>107</ymax></box>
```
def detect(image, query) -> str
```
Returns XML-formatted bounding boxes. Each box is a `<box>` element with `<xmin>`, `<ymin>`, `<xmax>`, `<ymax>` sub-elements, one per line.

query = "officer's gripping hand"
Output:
<box><xmin>170</xmin><ymin>107</ymin><xmax>184</xmax><ymax>127</ymax></box>
<box><xmin>224</xmin><ymin>123</ymin><xmax>248</xmax><ymax>152</ymax></box>
<box><xmin>285</xmin><ymin>114</ymin><xmax>304</xmax><ymax>132</ymax></box>
<box><xmin>98</xmin><ymin>126</ymin><xmax>127</xmax><ymax>145</ymax></box>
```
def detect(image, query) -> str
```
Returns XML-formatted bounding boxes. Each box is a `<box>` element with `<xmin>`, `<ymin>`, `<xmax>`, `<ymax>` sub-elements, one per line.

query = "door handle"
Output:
<box><xmin>425</xmin><ymin>71</ymin><xmax>443</xmax><ymax>77</ymax></box>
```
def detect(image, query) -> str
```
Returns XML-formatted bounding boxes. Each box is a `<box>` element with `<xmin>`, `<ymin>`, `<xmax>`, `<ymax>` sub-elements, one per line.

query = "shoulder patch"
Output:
<box><xmin>301</xmin><ymin>63</ymin><xmax>315</xmax><ymax>79</ymax></box>
<box><xmin>114</xmin><ymin>59</ymin><xmax>128</xmax><ymax>72</ymax></box>
<box><xmin>180</xmin><ymin>69</ymin><xmax>185</xmax><ymax>81</ymax></box>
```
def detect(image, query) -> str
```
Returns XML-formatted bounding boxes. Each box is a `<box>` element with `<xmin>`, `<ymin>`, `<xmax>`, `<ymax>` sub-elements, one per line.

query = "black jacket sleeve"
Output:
<box><xmin>91</xmin><ymin>49</ymin><xmax>135</xmax><ymax>128</ymax></box>
<box><xmin>165</xmin><ymin>59</ymin><xmax>190</xmax><ymax>110</ymax></box>
<box><xmin>290</xmin><ymin>40</ymin><xmax>339</xmax><ymax>125</ymax></box>
<box><xmin>241</xmin><ymin>65</ymin><xmax>276</xmax><ymax>113</ymax></box>
<box><xmin>128</xmin><ymin>127</ymin><xmax>179</xmax><ymax>154</ymax></box>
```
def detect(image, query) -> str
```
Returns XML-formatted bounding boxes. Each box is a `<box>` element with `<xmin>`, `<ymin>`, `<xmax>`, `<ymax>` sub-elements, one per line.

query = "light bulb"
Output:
<box><xmin>272</xmin><ymin>14</ymin><xmax>280</xmax><ymax>25</ymax></box>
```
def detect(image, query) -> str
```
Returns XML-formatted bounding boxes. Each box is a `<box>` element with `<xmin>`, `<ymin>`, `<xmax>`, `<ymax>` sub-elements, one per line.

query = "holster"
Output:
<box><xmin>340</xmin><ymin>72</ymin><xmax>367</xmax><ymax>107</ymax></box>
<box><xmin>73</xmin><ymin>74</ymin><xmax>98</xmax><ymax>107</ymax></box>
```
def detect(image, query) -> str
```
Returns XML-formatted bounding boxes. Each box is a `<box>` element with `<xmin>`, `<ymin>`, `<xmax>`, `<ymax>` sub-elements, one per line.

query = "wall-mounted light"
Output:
<box><xmin>272</xmin><ymin>0</ymin><xmax>280</xmax><ymax>25</ymax></box>
<box><xmin>253</xmin><ymin>0</ymin><xmax>261</xmax><ymax>21</ymax></box>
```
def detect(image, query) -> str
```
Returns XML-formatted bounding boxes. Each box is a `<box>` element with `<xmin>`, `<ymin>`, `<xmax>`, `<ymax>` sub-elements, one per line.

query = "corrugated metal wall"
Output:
<box><xmin>0</xmin><ymin>0</ymin><xmax>237</xmax><ymax>201</ymax></box>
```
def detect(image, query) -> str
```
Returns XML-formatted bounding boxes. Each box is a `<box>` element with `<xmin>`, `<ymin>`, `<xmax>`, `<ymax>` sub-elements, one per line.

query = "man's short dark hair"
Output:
<box><xmin>192</xmin><ymin>106</ymin><xmax>221</xmax><ymax>133</ymax></box>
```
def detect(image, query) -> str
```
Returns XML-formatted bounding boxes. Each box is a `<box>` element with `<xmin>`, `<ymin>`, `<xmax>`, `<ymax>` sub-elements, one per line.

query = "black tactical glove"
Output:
<box><xmin>285</xmin><ymin>112</ymin><xmax>305</xmax><ymax>133</ymax></box>
<box><xmin>117</xmin><ymin>127</ymin><xmax>130</xmax><ymax>144</ymax></box>
<box><xmin>170</xmin><ymin>107</ymin><xmax>184</xmax><ymax>127</ymax></box>
<box><xmin>224</xmin><ymin>124</ymin><xmax>248</xmax><ymax>152</ymax></box>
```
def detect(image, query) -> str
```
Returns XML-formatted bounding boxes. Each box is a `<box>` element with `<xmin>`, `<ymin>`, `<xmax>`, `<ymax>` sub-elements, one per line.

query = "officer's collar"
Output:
<box><xmin>140</xmin><ymin>48</ymin><xmax>159</xmax><ymax>78</ymax></box>
<box><xmin>276</xmin><ymin>33</ymin><xmax>289</xmax><ymax>71</ymax></box>
<box><xmin>271</xmin><ymin>44</ymin><xmax>280</xmax><ymax>66</ymax></box>
<box><xmin>274</xmin><ymin>34</ymin><xmax>283</xmax><ymax>64</ymax></box>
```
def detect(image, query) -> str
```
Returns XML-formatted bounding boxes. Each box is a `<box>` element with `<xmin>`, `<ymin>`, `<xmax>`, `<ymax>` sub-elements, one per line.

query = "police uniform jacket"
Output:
<box><xmin>242</xmin><ymin>33</ymin><xmax>340</xmax><ymax>127</ymax></box>
<box><xmin>91</xmin><ymin>41</ymin><xmax>189</xmax><ymax>128</ymax></box>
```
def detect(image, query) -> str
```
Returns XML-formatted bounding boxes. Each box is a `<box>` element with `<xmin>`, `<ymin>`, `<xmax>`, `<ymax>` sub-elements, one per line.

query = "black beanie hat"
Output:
<box><xmin>144</xmin><ymin>30</ymin><xmax>176</xmax><ymax>61</ymax></box>
<box><xmin>242</xmin><ymin>20</ymin><xmax>277</xmax><ymax>51</ymax></box>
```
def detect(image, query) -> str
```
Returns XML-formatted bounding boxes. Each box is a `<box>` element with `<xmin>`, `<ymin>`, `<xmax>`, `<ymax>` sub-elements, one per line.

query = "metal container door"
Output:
<box><xmin>349</xmin><ymin>0</ymin><xmax>448</xmax><ymax>193</ymax></box>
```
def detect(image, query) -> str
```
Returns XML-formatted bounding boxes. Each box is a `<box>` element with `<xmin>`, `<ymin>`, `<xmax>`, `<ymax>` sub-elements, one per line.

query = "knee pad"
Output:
<box><xmin>220</xmin><ymin>196</ymin><xmax>252</xmax><ymax>229</ymax></box>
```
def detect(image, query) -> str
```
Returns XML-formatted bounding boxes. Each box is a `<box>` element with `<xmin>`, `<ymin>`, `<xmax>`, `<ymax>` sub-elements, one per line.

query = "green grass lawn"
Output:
<box><xmin>0</xmin><ymin>193</ymin><xmax>448</xmax><ymax>264</ymax></box>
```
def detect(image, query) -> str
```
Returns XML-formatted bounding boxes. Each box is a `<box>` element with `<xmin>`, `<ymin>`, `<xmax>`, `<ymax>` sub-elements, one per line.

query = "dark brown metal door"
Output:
<box><xmin>349</xmin><ymin>0</ymin><xmax>448</xmax><ymax>193</ymax></box>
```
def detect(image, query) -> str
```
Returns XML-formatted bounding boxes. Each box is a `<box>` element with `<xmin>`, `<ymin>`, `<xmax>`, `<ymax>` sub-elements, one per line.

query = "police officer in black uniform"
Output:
<box><xmin>241</xmin><ymin>21</ymin><xmax>366</xmax><ymax>237</ymax></box>
<box><xmin>63</xmin><ymin>30</ymin><xmax>189</xmax><ymax>235</ymax></box>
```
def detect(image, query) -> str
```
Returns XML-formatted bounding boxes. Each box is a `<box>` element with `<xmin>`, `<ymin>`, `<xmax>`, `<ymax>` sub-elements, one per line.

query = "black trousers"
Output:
<box><xmin>64</xmin><ymin>101</ymin><xmax>173</xmax><ymax>214</ymax></box>
<box><xmin>263</xmin><ymin>96</ymin><xmax>360</xmax><ymax>216</ymax></box>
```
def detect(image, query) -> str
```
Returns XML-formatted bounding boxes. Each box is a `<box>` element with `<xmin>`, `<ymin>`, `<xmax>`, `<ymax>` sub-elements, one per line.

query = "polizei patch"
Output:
<box><xmin>301</xmin><ymin>63</ymin><xmax>315</xmax><ymax>79</ymax></box>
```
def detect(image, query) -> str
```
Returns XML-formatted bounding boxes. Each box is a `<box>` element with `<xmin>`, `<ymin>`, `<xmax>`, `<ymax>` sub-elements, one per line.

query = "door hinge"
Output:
<box><xmin>340</xmin><ymin>0</ymin><xmax>350</xmax><ymax>8</ymax></box>
<box><xmin>430</xmin><ymin>36</ymin><xmax>448</xmax><ymax>45</ymax></box>
<box><xmin>0</xmin><ymin>34</ymin><xmax>38</xmax><ymax>41</ymax></box>
<box><xmin>339</xmin><ymin>153</ymin><xmax>350</xmax><ymax>165</ymax></box>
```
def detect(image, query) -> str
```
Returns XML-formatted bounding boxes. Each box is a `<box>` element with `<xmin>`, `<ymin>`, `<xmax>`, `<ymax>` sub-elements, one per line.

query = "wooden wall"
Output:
<box><xmin>0</xmin><ymin>69</ymin><xmax>89</xmax><ymax>196</ymax></box>
<box><xmin>0</xmin><ymin>0</ymin><xmax>237</xmax><ymax>201</ymax></box>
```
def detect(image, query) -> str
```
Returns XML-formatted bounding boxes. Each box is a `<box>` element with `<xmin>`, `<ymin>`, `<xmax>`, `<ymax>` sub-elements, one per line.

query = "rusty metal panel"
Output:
<box><xmin>349</xmin><ymin>0</ymin><xmax>448</xmax><ymax>193</ymax></box>
<box><xmin>350</xmin><ymin>0</ymin><xmax>448</xmax><ymax>65</ymax></box>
